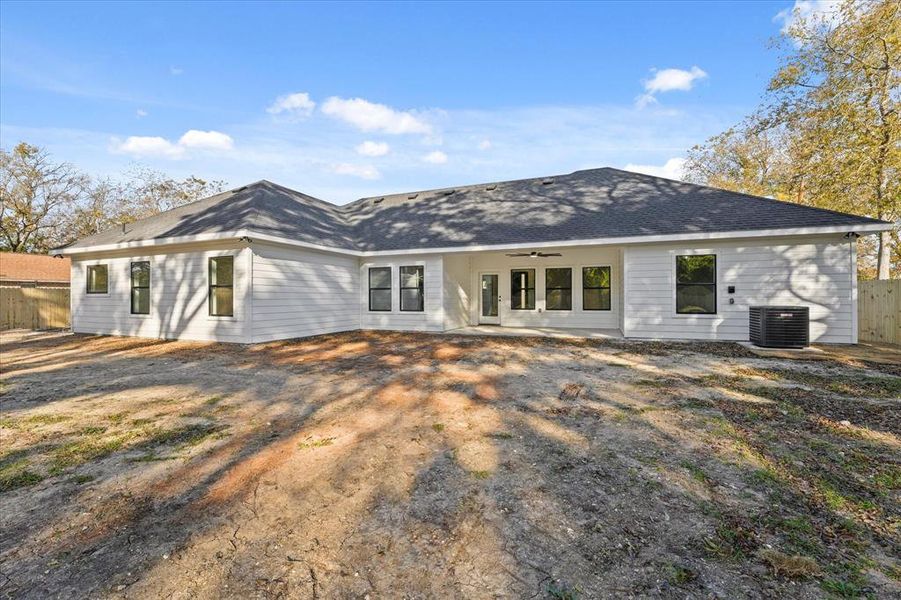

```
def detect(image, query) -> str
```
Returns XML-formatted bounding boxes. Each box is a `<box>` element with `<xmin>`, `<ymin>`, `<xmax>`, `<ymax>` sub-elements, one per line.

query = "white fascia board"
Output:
<box><xmin>53</xmin><ymin>222</ymin><xmax>891</xmax><ymax>258</ymax></box>
<box><xmin>360</xmin><ymin>222</ymin><xmax>893</xmax><ymax>256</ymax></box>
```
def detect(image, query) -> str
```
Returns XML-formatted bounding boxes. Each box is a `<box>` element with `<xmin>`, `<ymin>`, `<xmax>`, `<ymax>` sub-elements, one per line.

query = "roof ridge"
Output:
<box><xmin>339</xmin><ymin>168</ymin><xmax>596</xmax><ymax>211</ymax></box>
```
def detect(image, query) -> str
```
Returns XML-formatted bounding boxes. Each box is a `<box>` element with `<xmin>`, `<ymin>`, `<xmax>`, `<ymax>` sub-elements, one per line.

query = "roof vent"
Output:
<box><xmin>407</xmin><ymin>193</ymin><xmax>418</xmax><ymax>200</ymax></box>
<box><xmin>542</xmin><ymin>178</ymin><xmax>555</xmax><ymax>185</ymax></box>
<box><xmin>234</xmin><ymin>186</ymin><xmax>248</xmax><ymax>193</ymax></box>
<box><xmin>485</xmin><ymin>184</ymin><xmax>497</xmax><ymax>191</ymax></box>
<box><xmin>442</xmin><ymin>189</ymin><xmax>455</xmax><ymax>196</ymax></box>
<box><xmin>373</xmin><ymin>197</ymin><xmax>384</xmax><ymax>204</ymax></box>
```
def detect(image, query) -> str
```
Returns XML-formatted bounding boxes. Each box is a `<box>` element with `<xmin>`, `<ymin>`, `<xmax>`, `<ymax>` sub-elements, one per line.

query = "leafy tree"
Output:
<box><xmin>0</xmin><ymin>142</ymin><xmax>228</xmax><ymax>253</ymax></box>
<box><xmin>685</xmin><ymin>0</ymin><xmax>900</xmax><ymax>278</ymax></box>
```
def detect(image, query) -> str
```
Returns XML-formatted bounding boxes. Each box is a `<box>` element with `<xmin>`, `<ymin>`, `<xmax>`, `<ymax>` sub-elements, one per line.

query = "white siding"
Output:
<box><xmin>442</xmin><ymin>254</ymin><xmax>471</xmax><ymax>330</ymax></box>
<box><xmin>466</xmin><ymin>246</ymin><xmax>622</xmax><ymax>329</ymax></box>
<box><xmin>623</xmin><ymin>236</ymin><xmax>856</xmax><ymax>343</ymax></box>
<box><xmin>251</xmin><ymin>242</ymin><xmax>359</xmax><ymax>343</ymax></box>
<box><xmin>360</xmin><ymin>255</ymin><xmax>444</xmax><ymax>331</ymax></box>
<box><xmin>70</xmin><ymin>242</ymin><xmax>250</xmax><ymax>343</ymax></box>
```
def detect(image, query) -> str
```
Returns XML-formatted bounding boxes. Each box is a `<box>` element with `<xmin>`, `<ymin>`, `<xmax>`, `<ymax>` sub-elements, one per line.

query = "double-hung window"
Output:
<box><xmin>86</xmin><ymin>265</ymin><xmax>108</xmax><ymax>294</ymax></box>
<box><xmin>399</xmin><ymin>266</ymin><xmax>424</xmax><ymax>312</ymax></box>
<box><xmin>545</xmin><ymin>268</ymin><xmax>572</xmax><ymax>310</ymax></box>
<box><xmin>130</xmin><ymin>261</ymin><xmax>150</xmax><ymax>314</ymax></box>
<box><xmin>675</xmin><ymin>254</ymin><xmax>716</xmax><ymax>314</ymax></box>
<box><xmin>369</xmin><ymin>267</ymin><xmax>392</xmax><ymax>312</ymax></box>
<box><xmin>582</xmin><ymin>266</ymin><xmax>611</xmax><ymax>311</ymax></box>
<box><xmin>511</xmin><ymin>269</ymin><xmax>536</xmax><ymax>310</ymax></box>
<box><xmin>209</xmin><ymin>256</ymin><xmax>234</xmax><ymax>317</ymax></box>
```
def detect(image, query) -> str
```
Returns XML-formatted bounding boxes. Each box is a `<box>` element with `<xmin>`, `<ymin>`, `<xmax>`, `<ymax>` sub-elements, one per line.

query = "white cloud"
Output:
<box><xmin>169</xmin><ymin>66</ymin><xmax>184</xmax><ymax>76</ymax></box>
<box><xmin>422</xmin><ymin>150</ymin><xmax>448</xmax><ymax>164</ymax></box>
<box><xmin>113</xmin><ymin>136</ymin><xmax>184</xmax><ymax>159</ymax></box>
<box><xmin>623</xmin><ymin>157</ymin><xmax>686</xmax><ymax>180</ymax></box>
<box><xmin>774</xmin><ymin>1</ymin><xmax>841</xmax><ymax>33</ymax></box>
<box><xmin>645</xmin><ymin>66</ymin><xmax>708</xmax><ymax>93</ymax></box>
<box><xmin>178</xmin><ymin>129</ymin><xmax>234</xmax><ymax>151</ymax></box>
<box><xmin>136</xmin><ymin>109</ymin><xmax>148</xmax><ymax>118</ymax></box>
<box><xmin>321</xmin><ymin>97</ymin><xmax>432</xmax><ymax>135</ymax></box>
<box><xmin>478</xmin><ymin>139</ymin><xmax>492</xmax><ymax>150</ymax></box>
<box><xmin>332</xmin><ymin>163</ymin><xmax>381</xmax><ymax>180</ymax></box>
<box><xmin>637</xmin><ymin>66</ymin><xmax>708</xmax><ymax>108</ymax></box>
<box><xmin>267</xmin><ymin>92</ymin><xmax>316</xmax><ymax>118</ymax></box>
<box><xmin>111</xmin><ymin>129</ymin><xmax>233</xmax><ymax>159</ymax></box>
<box><xmin>355</xmin><ymin>140</ymin><xmax>390</xmax><ymax>157</ymax></box>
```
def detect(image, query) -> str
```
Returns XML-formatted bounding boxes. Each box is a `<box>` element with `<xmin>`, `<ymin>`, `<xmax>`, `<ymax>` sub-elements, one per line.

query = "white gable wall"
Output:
<box><xmin>251</xmin><ymin>242</ymin><xmax>359</xmax><ymax>343</ymax></box>
<box><xmin>70</xmin><ymin>241</ymin><xmax>251</xmax><ymax>343</ymax></box>
<box><xmin>623</xmin><ymin>235</ymin><xmax>856</xmax><ymax>343</ymax></box>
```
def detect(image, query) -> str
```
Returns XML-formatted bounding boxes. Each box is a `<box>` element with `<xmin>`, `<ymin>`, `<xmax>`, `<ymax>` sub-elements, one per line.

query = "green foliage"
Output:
<box><xmin>684</xmin><ymin>0</ymin><xmax>901</xmax><ymax>278</ymax></box>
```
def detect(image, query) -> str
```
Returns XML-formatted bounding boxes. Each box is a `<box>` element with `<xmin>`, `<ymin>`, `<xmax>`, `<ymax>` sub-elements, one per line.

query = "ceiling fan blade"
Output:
<box><xmin>539</xmin><ymin>252</ymin><xmax>562</xmax><ymax>257</ymax></box>
<box><xmin>505</xmin><ymin>253</ymin><xmax>529</xmax><ymax>257</ymax></box>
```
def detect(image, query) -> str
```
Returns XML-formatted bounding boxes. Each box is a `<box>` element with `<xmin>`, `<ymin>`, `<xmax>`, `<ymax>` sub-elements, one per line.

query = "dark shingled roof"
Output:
<box><xmin>62</xmin><ymin>168</ymin><xmax>888</xmax><ymax>252</ymax></box>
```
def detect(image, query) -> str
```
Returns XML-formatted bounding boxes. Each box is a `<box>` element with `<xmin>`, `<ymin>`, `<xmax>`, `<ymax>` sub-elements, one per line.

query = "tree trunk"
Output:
<box><xmin>876</xmin><ymin>230</ymin><xmax>891</xmax><ymax>279</ymax></box>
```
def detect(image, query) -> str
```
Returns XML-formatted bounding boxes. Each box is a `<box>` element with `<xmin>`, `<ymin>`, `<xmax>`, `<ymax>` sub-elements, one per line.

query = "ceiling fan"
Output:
<box><xmin>505</xmin><ymin>251</ymin><xmax>562</xmax><ymax>258</ymax></box>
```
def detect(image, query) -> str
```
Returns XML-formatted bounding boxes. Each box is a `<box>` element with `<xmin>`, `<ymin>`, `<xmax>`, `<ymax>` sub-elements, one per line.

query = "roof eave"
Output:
<box><xmin>51</xmin><ymin>222</ymin><xmax>891</xmax><ymax>258</ymax></box>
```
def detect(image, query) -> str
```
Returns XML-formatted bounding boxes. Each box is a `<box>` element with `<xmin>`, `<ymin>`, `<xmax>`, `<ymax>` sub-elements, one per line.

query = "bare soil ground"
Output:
<box><xmin>0</xmin><ymin>330</ymin><xmax>898</xmax><ymax>599</ymax></box>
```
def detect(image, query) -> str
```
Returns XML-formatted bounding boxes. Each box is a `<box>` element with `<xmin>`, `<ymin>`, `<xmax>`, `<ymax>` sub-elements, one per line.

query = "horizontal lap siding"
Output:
<box><xmin>251</xmin><ymin>243</ymin><xmax>359</xmax><ymax>343</ymax></box>
<box><xmin>360</xmin><ymin>256</ymin><xmax>444</xmax><ymax>331</ymax></box>
<box><xmin>623</xmin><ymin>237</ymin><xmax>855</xmax><ymax>343</ymax></box>
<box><xmin>443</xmin><ymin>254</ymin><xmax>471</xmax><ymax>330</ymax></box>
<box><xmin>71</xmin><ymin>244</ymin><xmax>249</xmax><ymax>342</ymax></box>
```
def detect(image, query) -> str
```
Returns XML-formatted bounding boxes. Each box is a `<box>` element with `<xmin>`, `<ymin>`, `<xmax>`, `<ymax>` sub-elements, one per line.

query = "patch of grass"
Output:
<box><xmin>486</xmin><ymin>431</ymin><xmax>513</xmax><ymax>440</ymax></box>
<box><xmin>873</xmin><ymin>468</ymin><xmax>901</xmax><ymax>492</ymax></box>
<box><xmin>546</xmin><ymin>582</ymin><xmax>580</xmax><ymax>600</ymax></box>
<box><xmin>431</xmin><ymin>423</ymin><xmax>445</xmax><ymax>432</ymax></box>
<box><xmin>298</xmin><ymin>436</ymin><xmax>335</xmax><ymax>449</ymax></box>
<box><xmin>471</xmin><ymin>470</ymin><xmax>491</xmax><ymax>480</ymax></box>
<box><xmin>69</xmin><ymin>474</ymin><xmax>95</xmax><ymax>485</ymax></box>
<box><xmin>204</xmin><ymin>395</ymin><xmax>225</xmax><ymax>405</ymax></box>
<box><xmin>770</xmin><ymin>369</ymin><xmax>901</xmax><ymax>399</ymax></box>
<box><xmin>144</xmin><ymin>423</ymin><xmax>227</xmax><ymax>449</ymax></box>
<box><xmin>748</xmin><ymin>467</ymin><xmax>781</xmax><ymax>486</ymax></box>
<box><xmin>0</xmin><ymin>459</ymin><xmax>44</xmax><ymax>491</ymax></box>
<box><xmin>79</xmin><ymin>426</ymin><xmax>108</xmax><ymax>435</ymax></box>
<box><xmin>680</xmin><ymin>459</ymin><xmax>711</xmax><ymax>484</ymax></box>
<box><xmin>634</xmin><ymin>378</ymin><xmax>679</xmax><ymax>389</ymax></box>
<box><xmin>130</xmin><ymin>418</ymin><xmax>154</xmax><ymax>426</ymax></box>
<box><xmin>26</xmin><ymin>413</ymin><xmax>71</xmax><ymax>425</ymax></box>
<box><xmin>820</xmin><ymin>578</ymin><xmax>873</xmax><ymax>598</ymax></box>
<box><xmin>49</xmin><ymin>433</ymin><xmax>136</xmax><ymax>474</ymax></box>
<box><xmin>667</xmin><ymin>563</ymin><xmax>698</xmax><ymax>585</ymax></box>
<box><xmin>129</xmin><ymin>453</ymin><xmax>179</xmax><ymax>463</ymax></box>
<box><xmin>106</xmin><ymin>412</ymin><xmax>128</xmax><ymax>424</ymax></box>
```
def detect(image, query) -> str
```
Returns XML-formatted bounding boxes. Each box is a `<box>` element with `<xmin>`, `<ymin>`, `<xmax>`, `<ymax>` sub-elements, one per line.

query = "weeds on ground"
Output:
<box><xmin>298</xmin><ymin>436</ymin><xmax>336</xmax><ymax>449</ymax></box>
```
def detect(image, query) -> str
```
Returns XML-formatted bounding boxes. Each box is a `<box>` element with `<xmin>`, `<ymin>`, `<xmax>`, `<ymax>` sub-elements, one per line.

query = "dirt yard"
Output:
<box><xmin>0</xmin><ymin>330</ymin><xmax>898</xmax><ymax>599</ymax></box>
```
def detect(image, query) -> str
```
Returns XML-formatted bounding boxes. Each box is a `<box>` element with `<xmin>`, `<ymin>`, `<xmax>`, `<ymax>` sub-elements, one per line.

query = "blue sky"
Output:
<box><xmin>0</xmin><ymin>1</ymin><xmax>815</xmax><ymax>203</ymax></box>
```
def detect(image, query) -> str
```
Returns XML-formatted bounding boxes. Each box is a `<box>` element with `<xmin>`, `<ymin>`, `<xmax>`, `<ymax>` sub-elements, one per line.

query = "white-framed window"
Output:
<box><xmin>582</xmin><ymin>266</ymin><xmax>611</xmax><ymax>311</ymax></box>
<box><xmin>511</xmin><ymin>268</ymin><xmax>536</xmax><ymax>310</ymax></box>
<box><xmin>399</xmin><ymin>266</ymin><xmax>424</xmax><ymax>312</ymax></box>
<box><xmin>130</xmin><ymin>261</ymin><xmax>150</xmax><ymax>315</ymax></box>
<box><xmin>208</xmin><ymin>256</ymin><xmax>234</xmax><ymax>317</ymax></box>
<box><xmin>86</xmin><ymin>264</ymin><xmax>108</xmax><ymax>294</ymax></box>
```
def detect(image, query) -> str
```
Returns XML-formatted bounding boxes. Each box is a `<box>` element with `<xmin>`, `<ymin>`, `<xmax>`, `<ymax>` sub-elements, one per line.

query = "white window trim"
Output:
<box><xmin>367</xmin><ymin>265</ymin><xmax>394</xmax><ymax>313</ymax></box>
<box><xmin>128</xmin><ymin>256</ymin><xmax>153</xmax><ymax>319</ymax></box>
<box><xmin>364</xmin><ymin>262</ymin><xmax>427</xmax><ymax>314</ymax></box>
<box><xmin>398</xmin><ymin>265</ymin><xmax>425</xmax><ymax>313</ymax></box>
<box><xmin>510</xmin><ymin>266</ymin><xmax>538</xmax><ymax>312</ymax></box>
<box><xmin>85</xmin><ymin>262</ymin><xmax>111</xmax><ymax>297</ymax></box>
<box><xmin>207</xmin><ymin>253</ymin><xmax>238</xmax><ymax>321</ymax></box>
<box><xmin>672</xmin><ymin>251</ymin><xmax>719</xmax><ymax>319</ymax></box>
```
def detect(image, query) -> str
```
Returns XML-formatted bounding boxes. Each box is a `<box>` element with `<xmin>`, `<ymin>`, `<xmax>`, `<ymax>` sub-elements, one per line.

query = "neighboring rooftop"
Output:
<box><xmin>0</xmin><ymin>253</ymin><xmax>71</xmax><ymax>283</ymax></box>
<box><xmin>60</xmin><ymin>167</ymin><xmax>890</xmax><ymax>253</ymax></box>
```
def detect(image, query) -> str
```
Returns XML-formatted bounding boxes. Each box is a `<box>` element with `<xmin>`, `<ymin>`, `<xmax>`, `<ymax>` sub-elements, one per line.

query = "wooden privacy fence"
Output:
<box><xmin>858</xmin><ymin>280</ymin><xmax>900</xmax><ymax>345</ymax></box>
<box><xmin>0</xmin><ymin>287</ymin><xmax>70</xmax><ymax>330</ymax></box>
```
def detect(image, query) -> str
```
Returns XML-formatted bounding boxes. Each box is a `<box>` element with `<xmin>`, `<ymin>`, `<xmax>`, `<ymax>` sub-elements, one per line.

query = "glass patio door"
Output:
<box><xmin>480</xmin><ymin>273</ymin><xmax>500</xmax><ymax>324</ymax></box>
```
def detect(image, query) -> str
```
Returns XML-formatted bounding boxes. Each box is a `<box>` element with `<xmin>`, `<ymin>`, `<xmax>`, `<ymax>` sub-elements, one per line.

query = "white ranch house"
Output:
<box><xmin>53</xmin><ymin>168</ymin><xmax>892</xmax><ymax>344</ymax></box>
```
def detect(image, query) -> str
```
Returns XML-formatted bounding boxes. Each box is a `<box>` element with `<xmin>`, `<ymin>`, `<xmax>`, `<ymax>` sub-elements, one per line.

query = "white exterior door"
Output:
<box><xmin>479</xmin><ymin>273</ymin><xmax>500</xmax><ymax>325</ymax></box>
